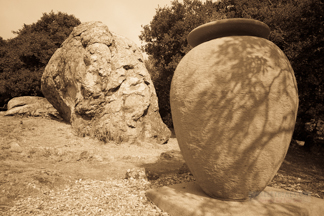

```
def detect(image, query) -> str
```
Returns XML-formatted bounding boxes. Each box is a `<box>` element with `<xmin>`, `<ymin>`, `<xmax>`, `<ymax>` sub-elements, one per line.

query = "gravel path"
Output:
<box><xmin>3</xmin><ymin>172</ymin><xmax>195</xmax><ymax>216</ymax></box>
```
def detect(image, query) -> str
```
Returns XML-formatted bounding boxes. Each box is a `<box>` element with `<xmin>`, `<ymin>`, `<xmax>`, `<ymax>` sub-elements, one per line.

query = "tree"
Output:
<box><xmin>141</xmin><ymin>0</ymin><xmax>324</xmax><ymax>151</ymax></box>
<box><xmin>0</xmin><ymin>11</ymin><xmax>81</xmax><ymax>107</ymax></box>
<box><xmin>140</xmin><ymin>0</ymin><xmax>224</xmax><ymax>127</ymax></box>
<box><xmin>228</xmin><ymin>0</ymin><xmax>324</xmax><ymax>144</ymax></box>
<box><xmin>285</xmin><ymin>0</ymin><xmax>324</xmax><ymax>146</ymax></box>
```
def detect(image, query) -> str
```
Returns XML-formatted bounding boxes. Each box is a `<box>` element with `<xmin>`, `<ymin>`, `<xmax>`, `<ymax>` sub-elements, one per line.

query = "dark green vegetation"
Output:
<box><xmin>140</xmin><ymin>0</ymin><xmax>324</xmax><ymax>149</ymax></box>
<box><xmin>0</xmin><ymin>11</ymin><xmax>81</xmax><ymax>108</ymax></box>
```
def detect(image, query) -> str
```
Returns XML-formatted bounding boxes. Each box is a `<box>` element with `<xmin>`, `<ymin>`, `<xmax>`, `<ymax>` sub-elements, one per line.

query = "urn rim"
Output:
<box><xmin>187</xmin><ymin>18</ymin><xmax>270</xmax><ymax>48</ymax></box>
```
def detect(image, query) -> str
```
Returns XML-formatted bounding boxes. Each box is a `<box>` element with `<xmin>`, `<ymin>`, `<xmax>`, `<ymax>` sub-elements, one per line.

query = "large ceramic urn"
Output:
<box><xmin>170</xmin><ymin>19</ymin><xmax>299</xmax><ymax>200</ymax></box>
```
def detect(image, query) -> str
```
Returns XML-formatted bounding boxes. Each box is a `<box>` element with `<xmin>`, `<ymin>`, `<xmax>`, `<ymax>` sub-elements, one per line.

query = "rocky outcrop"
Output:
<box><xmin>4</xmin><ymin>96</ymin><xmax>60</xmax><ymax>118</ymax></box>
<box><xmin>41</xmin><ymin>21</ymin><xmax>170</xmax><ymax>144</ymax></box>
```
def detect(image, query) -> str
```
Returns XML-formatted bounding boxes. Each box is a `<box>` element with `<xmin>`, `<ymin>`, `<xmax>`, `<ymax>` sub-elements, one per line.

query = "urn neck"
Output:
<box><xmin>187</xmin><ymin>18</ymin><xmax>270</xmax><ymax>48</ymax></box>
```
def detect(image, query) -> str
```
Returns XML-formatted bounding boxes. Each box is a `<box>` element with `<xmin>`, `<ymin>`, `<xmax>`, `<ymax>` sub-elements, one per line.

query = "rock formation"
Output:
<box><xmin>41</xmin><ymin>21</ymin><xmax>170</xmax><ymax>144</ymax></box>
<box><xmin>5</xmin><ymin>96</ymin><xmax>60</xmax><ymax>118</ymax></box>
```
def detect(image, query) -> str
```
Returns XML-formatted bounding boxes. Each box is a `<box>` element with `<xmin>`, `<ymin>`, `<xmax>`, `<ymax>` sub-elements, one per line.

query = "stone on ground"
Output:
<box><xmin>41</xmin><ymin>21</ymin><xmax>170</xmax><ymax>144</ymax></box>
<box><xmin>146</xmin><ymin>182</ymin><xmax>324</xmax><ymax>216</ymax></box>
<box><xmin>5</xmin><ymin>96</ymin><xmax>60</xmax><ymax>118</ymax></box>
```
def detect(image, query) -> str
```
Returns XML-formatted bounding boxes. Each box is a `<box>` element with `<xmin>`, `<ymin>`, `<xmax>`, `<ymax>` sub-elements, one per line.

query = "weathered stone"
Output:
<box><xmin>9</xmin><ymin>142</ymin><xmax>23</xmax><ymax>153</ymax></box>
<box><xmin>178</xmin><ymin>163</ymin><xmax>191</xmax><ymax>174</ymax></box>
<box><xmin>41</xmin><ymin>21</ymin><xmax>170</xmax><ymax>144</ymax></box>
<box><xmin>125</xmin><ymin>168</ymin><xmax>147</xmax><ymax>180</ymax></box>
<box><xmin>146</xmin><ymin>182</ymin><xmax>324</xmax><ymax>216</ymax></box>
<box><xmin>5</xmin><ymin>96</ymin><xmax>60</xmax><ymax>118</ymax></box>
<box><xmin>78</xmin><ymin>151</ymin><xmax>91</xmax><ymax>161</ymax></box>
<box><xmin>160</xmin><ymin>152</ymin><xmax>175</xmax><ymax>160</ymax></box>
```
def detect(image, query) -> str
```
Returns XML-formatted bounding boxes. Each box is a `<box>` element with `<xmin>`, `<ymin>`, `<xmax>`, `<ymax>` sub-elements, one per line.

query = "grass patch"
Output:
<box><xmin>91</xmin><ymin>127</ymin><xmax>128</xmax><ymax>144</ymax></box>
<box><xmin>73</xmin><ymin>121</ymin><xmax>128</xmax><ymax>144</ymax></box>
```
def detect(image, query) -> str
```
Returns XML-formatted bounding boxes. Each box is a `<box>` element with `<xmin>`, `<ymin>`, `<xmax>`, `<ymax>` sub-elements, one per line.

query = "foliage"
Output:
<box><xmin>140</xmin><ymin>0</ymin><xmax>324</xmax><ymax>143</ymax></box>
<box><xmin>0</xmin><ymin>11</ymin><xmax>81</xmax><ymax>107</ymax></box>
<box><xmin>140</xmin><ymin>0</ymin><xmax>225</xmax><ymax>127</ymax></box>
<box><xmin>223</xmin><ymin>0</ymin><xmax>324</xmax><ymax>143</ymax></box>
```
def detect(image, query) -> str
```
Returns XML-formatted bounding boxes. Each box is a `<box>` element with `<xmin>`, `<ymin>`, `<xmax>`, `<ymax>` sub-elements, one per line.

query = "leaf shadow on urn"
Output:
<box><xmin>170</xmin><ymin>35</ymin><xmax>299</xmax><ymax>210</ymax></box>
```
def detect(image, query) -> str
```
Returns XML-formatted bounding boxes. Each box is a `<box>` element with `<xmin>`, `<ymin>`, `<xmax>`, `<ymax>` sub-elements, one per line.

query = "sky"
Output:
<box><xmin>0</xmin><ymin>0</ymin><xmax>191</xmax><ymax>47</ymax></box>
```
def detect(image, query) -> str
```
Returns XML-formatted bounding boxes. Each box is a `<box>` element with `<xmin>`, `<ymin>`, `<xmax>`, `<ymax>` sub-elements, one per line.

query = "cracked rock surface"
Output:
<box><xmin>41</xmin><ymin>21</ymin><xmax>170</xmax><ymax>144</ymax></box>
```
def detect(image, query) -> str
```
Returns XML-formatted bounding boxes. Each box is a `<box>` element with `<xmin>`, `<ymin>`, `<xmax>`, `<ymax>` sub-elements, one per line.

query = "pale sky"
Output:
<box><xmin>0</xmin><ymin>0</ymin><xmax>190</xmax><ymax>46</ymax></box>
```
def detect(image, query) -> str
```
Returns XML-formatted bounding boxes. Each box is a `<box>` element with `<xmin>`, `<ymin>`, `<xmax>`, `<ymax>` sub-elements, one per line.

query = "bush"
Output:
<box><xmin>140</xmin><ymin>0</ymin><xmax>324</xmax><ymax>134</ymax></box>
<box><xmin>0</xmin><ymin>11</ymin><xmax>81</xmax><ymax>107</ymax></box>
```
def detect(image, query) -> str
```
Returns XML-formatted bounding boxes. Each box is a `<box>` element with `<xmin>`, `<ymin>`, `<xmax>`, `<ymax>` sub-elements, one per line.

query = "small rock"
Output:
<box><xmin>295</xmin><ymin>140</ymin><xmax>305</xmax><ymax>146</ymax></box>
<box><xmin>178</xmin><ymin>163</ymin><xmax>191</xmax><ymax>174</ymax></box>
<box><xmin>125</xmin><ymin>168</ymin><xmax>147</xmax><ymax>180</ymax></box>
<box><xmin>78</xmin><ymin>151</ymin><xmax>90</xmax><ymax>161</ymax></box>
<box><xmin>146</xmin><ymin>170</ymin><xmax>160</xmax><ymax>180</ymax></box>
<box><xmin>160</xmin><ymin>152</ymin><xmax>175</xmax><ymax>160</ymax></box>
<box><xmin>5</xmin><ymin>96</ymin><xmax>60</xmax><ymax>118</ymax></box>
<box><xmin>9</xmin><ymin>142</ymin><xmax>23</xmax><ymax>153</ymax></box>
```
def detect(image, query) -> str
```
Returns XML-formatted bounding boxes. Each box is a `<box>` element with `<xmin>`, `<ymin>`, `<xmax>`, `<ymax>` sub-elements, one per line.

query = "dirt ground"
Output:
<box><xmin>1</xmin><ymin>114</ymin><xmax>323</xmax><ymax>214</ymax></box>
<box><xmin>0</xmin><ymin>115</ymin><xmax>184</xmax><ymax>211</ymax></box>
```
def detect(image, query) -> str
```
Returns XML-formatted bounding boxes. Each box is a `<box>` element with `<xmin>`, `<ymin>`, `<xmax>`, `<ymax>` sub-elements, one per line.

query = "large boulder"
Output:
<box><xmin>4</xmin><ymin>96</ymin><xmax>60</xmax><ymax>118</ymax></box>
<box><xmin>41</xmin><ymin>21</ymin><xmax>170</xmax><ymax>144</ymax></box>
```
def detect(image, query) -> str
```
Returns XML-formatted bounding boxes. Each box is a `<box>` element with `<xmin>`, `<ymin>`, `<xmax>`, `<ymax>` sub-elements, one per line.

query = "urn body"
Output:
<box><xmin>170</xmin><ymin>20</ymin><xmax>298</xmax><ymax>200</ymax></box>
